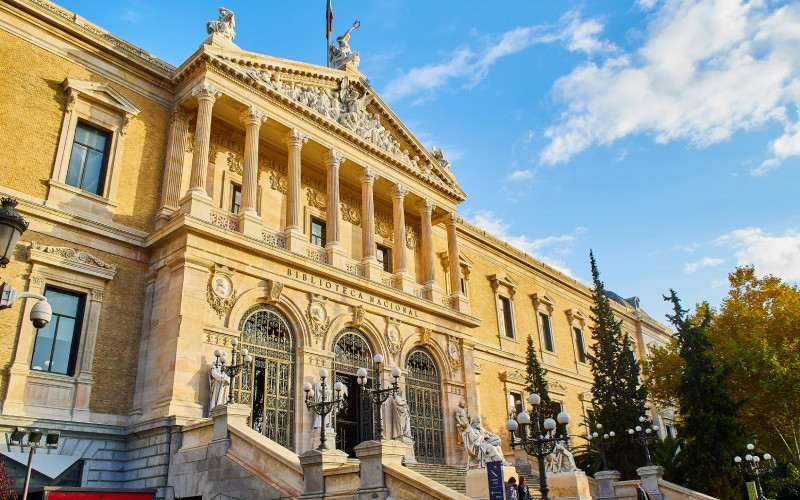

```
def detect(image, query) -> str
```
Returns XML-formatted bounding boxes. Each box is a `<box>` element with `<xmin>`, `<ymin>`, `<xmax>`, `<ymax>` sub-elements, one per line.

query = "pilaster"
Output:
<box><xmin>446</xmin><ymin>213</ymin><xmax>469</xmax><ymax>312</ymax></box>
<box><xmin>156</xmin><ymin>106</ymin><xmax>190</xmax><ymax>228</ymax></box>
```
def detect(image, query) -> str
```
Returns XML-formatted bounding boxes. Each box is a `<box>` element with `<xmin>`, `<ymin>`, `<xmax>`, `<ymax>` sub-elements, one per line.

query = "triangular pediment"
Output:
<box><xmin>183</xmin><ymin>45</ymin><xmax>465</xmax><ymax>202</ymax></box>
<box><xmin>62</xmin><ymin>78</ymin><xmax>140</xmax><ymax>116</ymax></box>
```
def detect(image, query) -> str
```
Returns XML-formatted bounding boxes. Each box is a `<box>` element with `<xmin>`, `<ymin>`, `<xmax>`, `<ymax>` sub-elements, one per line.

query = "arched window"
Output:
<box><xmin>405</xmin><ymin>348</ymin><xmax>445</xmax><ymax>464</ymax></box>
<box><xmin>333</xmin><ymin>328</ymin><xmax>375</xmax><ymax>456</ymax></box>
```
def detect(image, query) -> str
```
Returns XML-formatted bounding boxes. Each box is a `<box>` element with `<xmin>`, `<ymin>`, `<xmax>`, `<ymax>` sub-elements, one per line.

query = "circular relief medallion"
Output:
<box><xmin>387</xmin><ymin>325</ymin><xmax>400</xmax><ymax>343</ymax></box>
<box><xmin>212</xmin><ymin>275</ymin><xmax>233</xmax><ymax>299</ymax></box>
<box><xmin>448</xmin><ymin>343</ymin><xmax>459</xmax><ymax>360</ymax></box>
<box><xmin>315</xmin><ymin>193</ymin><xmax>327</xmax><ymax>209</ymax></box>
<box><xmin>309</xmin><ymin>303</ymin><xmax>327</xmax><ymax>323</ymax></box>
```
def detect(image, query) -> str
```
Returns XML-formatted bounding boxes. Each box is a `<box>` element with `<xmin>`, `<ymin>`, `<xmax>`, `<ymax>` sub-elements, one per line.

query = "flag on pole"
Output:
<box><xmin>326</xmin><ymin>0</ymin><xmax>333</xmax><ymax>67</ymax></box>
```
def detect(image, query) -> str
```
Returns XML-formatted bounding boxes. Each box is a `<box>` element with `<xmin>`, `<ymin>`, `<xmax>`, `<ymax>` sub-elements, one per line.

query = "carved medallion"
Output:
<box><xmin>306</xmin><ymin>293</ymin><xmax>330</xmax><ymax>340</ymax></box>
<box><xmin>406</xmin><ymin>226</ymin><xmax>418</xmax><ymax>250</ymax></box>
<box><xmin>447</xmin><ymin>337</ymin><xmax>462</xmax><ymax>371</ymax></box>
<box><xmin>306</xmin><ymin>188</ymin><xmax>327</xmax><ymax>211</ymax></box>
<box><xmin>341</xmin><ymin>203</ymin><xmax>362</xmax><ymax>226</ymax></box>
<box><xmin>227</xmin><ymin>151</ymin><xmax>244</xmax><ymax>175</ymax></box>
<box><xmin>269</xmin><ymin>171</ymin><xmax>287</xmax><ymax>194</ymax></box>
<box><xmin>207</xmin><ymin>264</ymin><xmax>237</xmax><ymax>318</ymax></box>
<box><xmin>386</xmin><ymin>320</ymin><xmax>401</xmax><ymax>357</ymax></box>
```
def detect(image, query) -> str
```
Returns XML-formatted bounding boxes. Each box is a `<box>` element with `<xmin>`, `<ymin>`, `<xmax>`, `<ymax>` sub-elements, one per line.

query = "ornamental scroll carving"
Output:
<box><xmin>306</xmin><ymin>188</ymin><xmax>327</xmax><ymax>211</ymax></box>
<box><xmin>227</xmin><ymin>151</ymin><xmax>243</xmax><ymax>175</ymax></box>
<box><xmin>28</xmin><ymin>243</ymin><xmax>116</xmax><ymax>270</ymax></box>
<box><xmin>341</xmin><ymin>201</ymin><xmax>361</xmax><ymax>226</ymax></box>
<box><xmin>447</xmin><ymin>336</ymin><xmax>462</xmax><ymax>371</ymax></box>
<box><xmin>351</xmin><ymin>305</ymin><xmax>365</xmax><ymax>327</ymax></box>
<box><xmin>264</xmin><ymin>279</ymin><xmax>283</xmax><ymax>304</ymax></box>
<box><xmin>27</xmin><ymin>242</ymin><xmax>118</xmax><ymax>281</ymax></box>
<box><xmin>269</xmin><ymin>171</ymin><xmax>287</xmax><ymax>194</ymax></box>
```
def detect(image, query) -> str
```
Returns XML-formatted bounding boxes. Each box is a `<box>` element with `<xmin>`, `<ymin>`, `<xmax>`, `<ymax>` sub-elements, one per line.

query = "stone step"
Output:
<box><xmin>405</xmin><ymin>463</ymin><xmax>467</xmax><ymax>494</ymax></box>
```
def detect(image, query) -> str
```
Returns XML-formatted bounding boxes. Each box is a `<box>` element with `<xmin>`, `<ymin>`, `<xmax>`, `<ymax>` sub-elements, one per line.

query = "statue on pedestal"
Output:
<box><xmin>545</xmin><ymin>441</ymin><xmax>578</xmax><ymax>473</ymax></box>
<box><xmin>329</xmin><ymin>21</ymin><xmax>361</xmax><ymax>70</ymax></box>
<box><xmin>462</xmin><ymin>415</ymin><xmax>509</xmax><ymax>468</ymax></box>
<box><xmin>207</xmin><ymin>7</ymin><xmax>236</xmax><ymax>41</ymax></box>
<box><xmin>455</xmin><ymin>400</ymin><xmax>470</xmax><ymax>444</ymax></box>
<box><xmin>392</xmin><ymin>391</ymin><xmax>412</xmax><ymax>439</ymax></box>
<box><xmin>208</xmin><ymin>361</ymin><xmax>230</xmax><ymax>410</ymax></box>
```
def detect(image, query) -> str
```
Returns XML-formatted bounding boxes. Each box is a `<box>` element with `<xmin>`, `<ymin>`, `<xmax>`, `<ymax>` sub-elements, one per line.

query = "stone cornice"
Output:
<box><xmin>27</xmin><ymin>242</ymin><xmax>117</xmax><ymax>280</ymax></box>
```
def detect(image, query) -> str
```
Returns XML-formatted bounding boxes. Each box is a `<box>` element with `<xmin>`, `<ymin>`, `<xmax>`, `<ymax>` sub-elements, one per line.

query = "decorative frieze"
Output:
<box><xmin>27</xmin><ymin>242</ymin><xmax>117</xmax><ymax>280</ymax></box>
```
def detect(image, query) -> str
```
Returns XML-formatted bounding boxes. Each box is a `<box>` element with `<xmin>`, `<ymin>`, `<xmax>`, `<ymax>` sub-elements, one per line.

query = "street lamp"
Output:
<box><xmin>213</xmin><ymin>338</ymin><xmax>252</xmax><ymax>404</ymax></box>
<box><xmin>627</xmin><ymin>416</ymin><xmax>659</xmax><ymax>466</ymax></box>
<box><xmin>734</xmin><ymin>443</ymin><xmax>775</xmax><ymax>500</ymax></box>
<box><xmin>6</xmin><ymin>426</ymin><xmax>60</xmax><ymax>500</ymax></box>
<box><xmin>303</xmin><ymin>368</ymin><xmax>345</xmax><ymax>450</ymax></box>
<box><xmin>505</xmin><ymin>393</ymin><xmax>571</xmax><ymax>500</ymax></box>
<box><xmin>356</xmin><ymin>354</ymin><xmax>401</xmax><ymax>441</ymax></box>
<box><xmin>586</xmin><ymin>422</ymin><xmax>615</xmax><ymax>471</ymax></box>
<box><xmin>0</xmin><ymin>197</ymin><xmax>52</xmax><ymax>328</ymax></box>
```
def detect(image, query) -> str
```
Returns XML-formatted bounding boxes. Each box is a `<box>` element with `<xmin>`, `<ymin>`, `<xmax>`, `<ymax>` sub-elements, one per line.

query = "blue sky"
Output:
<box><xmin>58</xmin><ymin>0</ymin><xmax>800</xmax><ymax>323</ymax></box>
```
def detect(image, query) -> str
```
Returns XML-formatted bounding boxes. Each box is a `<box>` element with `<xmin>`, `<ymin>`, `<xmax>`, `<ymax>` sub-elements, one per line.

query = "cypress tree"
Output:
<box><xmin>586</xmin><ymin>251</ymin><xmax>649</xmax><ymax>478</ymax></box>
<box><xmin>524</xmin><ymin>334</ymin><xmax>559</xmax><ymax>418</ymax></box>
<box><xmin>664</xmin><ymin>290</ymin><xmax>743</xmax><ymax>497</ymax></box>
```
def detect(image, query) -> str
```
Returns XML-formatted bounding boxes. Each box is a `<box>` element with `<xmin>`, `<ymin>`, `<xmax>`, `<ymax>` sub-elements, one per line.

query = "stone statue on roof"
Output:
<box><xmin>330</xmin><ymin>21</ymin><xmax>361</xmax><ymax>70</ymax></box>
<box><xmin>207</xmin><ymin>7</ymin><xmax>236</xmax><ymax>41</ymax></box>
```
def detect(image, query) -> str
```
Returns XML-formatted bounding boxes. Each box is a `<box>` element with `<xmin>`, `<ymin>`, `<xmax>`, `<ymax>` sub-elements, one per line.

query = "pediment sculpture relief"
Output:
<box><xmin>207</xmin><ymin>7</ymin><xmax>235</xmax><ymax>41</ymax></box>
<box><xmin>329</xmin><ymin>21</ymin><xmax>361</xmax><ymax>70</ymax></box>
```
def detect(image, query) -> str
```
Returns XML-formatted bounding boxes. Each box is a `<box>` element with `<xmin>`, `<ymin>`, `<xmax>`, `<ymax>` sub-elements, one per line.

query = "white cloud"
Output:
<box><xmin>508</xmin><ymin>169</ymin><xmax>534</xmax><ymax>181</ymax></box>
<box><xmin>383</xmin><ymin>10</ymin><xmax>614</xmax><ymax>102</ymax></box>
<box><xmin>541</xmin><ymin>1</ymin><xmax>800</xmax><ymax>173</ymax></box>
<box><xmin>122</xmin><ymin>9</ymin><xmax>141</xmax><ymax>23</ymax></box>
<box><xmin>683</xmin><ymin>256</ymin><xmax>725</xmax><ymax>273</ymax></box>
<box><xmin>715</xmin><ymin>227</ymin><xmax>800</xmax><ymax>280</ymax></box>
<box><xmin>467</xmin><ymin>210</ymin><xmax>587</xmax><ymax>276</ymax></box>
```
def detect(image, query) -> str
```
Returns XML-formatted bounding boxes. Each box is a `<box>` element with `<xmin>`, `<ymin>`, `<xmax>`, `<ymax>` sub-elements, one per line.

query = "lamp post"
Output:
<box><xmin>303</xmin><ymin>368</ymin><xmax>345</xmax><ymax>451</ymax></box>
<box><xmin>505</xmin><ymin>393</ymin><xmax>571</xmax><ymax>500</ymax></box>
<box><xmin>734</xmin><ymin>443</ymin><xmax>775</xmax><ymax>500</ymax></box>
<box><xmin>213</xmin><ymin>338</ymin><xmax>252</xmax><ymax>404</ymax></box>
<box><xmin>586</xmin><ymin>422</ymin><xmax>615</xmax><ymax>471</ymax></box>
<box><xmin>356</xmin><ymin>354</ymin><xmax>401</xmax><ymax>441</ymax></box>
<box><xmin>627</xmin><ymin>416</ymin><xmax>659</xmax><ymax>466</ymax></box>
<box><xmin>6</xmin><ymin>426</ymin><xmax>60</xmax><ymax>500</ymax></box>
<box><xmin>0</xmin><ymin>197</ymin><xmax>52</xmax><ymax>328</ymax></box>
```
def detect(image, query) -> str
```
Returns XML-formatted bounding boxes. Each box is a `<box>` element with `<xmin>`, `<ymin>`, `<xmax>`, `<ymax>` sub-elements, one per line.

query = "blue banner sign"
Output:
<box><xmin>487</xmin><ymin>460</ymin><xmax>505</xmax><ymax>500</ymax></box>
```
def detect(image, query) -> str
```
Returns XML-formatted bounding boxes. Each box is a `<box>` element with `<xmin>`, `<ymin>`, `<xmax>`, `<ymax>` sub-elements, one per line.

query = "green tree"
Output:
<box><xmin>641</xmin><ymin>337</ymin><xmax>683</xmax><ymax>409</ymax></box>
<box><xmin>665</xmin><ymin>289</ymin><xmax>743</xmax><ymax>498</ymax></box>
<box><xmin>586</xmin><ymin>251</ymin><xmax>649</xmax><ymax>478</ymax></box>
<box><xmin>524</xmin><ymin>334</ymin><xmax>559</xmax><ymax>418</ymax></box>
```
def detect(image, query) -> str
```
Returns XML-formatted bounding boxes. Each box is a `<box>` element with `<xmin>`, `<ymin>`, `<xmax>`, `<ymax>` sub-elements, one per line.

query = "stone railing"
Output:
<box><xmin>306</xmin><ymin>246</ymin><xmax>328</xmax><ymax>264</ymax></box>
<box><xmin>441</xmin><ymin>295</ymin><xmax>454</xmax><ymax>308</ymax></box>
<box><xmin>345</xmin><ymin>259</ymin><xmax>365</xmax><ymax>278</ymax></box>
<box><xmin>261</xmin><ymin>228</ymin><xmax>286</xmax><ymax>249</ymax></box>
<box><xmin>210</xmin><ymin>208</ymin><xmax>239</xmax><ymax>232</ymax></box>
<box><xmin>412</xmin><ymin>287</ymin><xmax>425</xmax><ymax>300</ymax></box>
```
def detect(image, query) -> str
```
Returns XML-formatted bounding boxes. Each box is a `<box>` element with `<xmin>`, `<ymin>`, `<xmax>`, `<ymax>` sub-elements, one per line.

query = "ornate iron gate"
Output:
<box><xmin>405</xmin><ymin>348</ymin><xmax>445</xmax><ymax>464</ymax></box>
<box><xmin>235</xmin><ymin>304</ymin><xmax>295</xmax><ymax>450</ymax></box>
<box><xmin>333</xmin><ymin>328</ymin><xmax>374</xmax><ymax>455</ymax></box>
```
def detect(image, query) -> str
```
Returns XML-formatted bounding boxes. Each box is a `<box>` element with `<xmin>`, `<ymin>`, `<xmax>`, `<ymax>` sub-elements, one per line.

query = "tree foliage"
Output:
<box><xmin>641</xmin><ymin>337</ymin><xmax>683</xmax><ymax>409</ymax></box>
<box><xmin>665</xmin><ymin>289</ymin><xmax>743</xmax><ymax>498</ymax></box>
<box><xmin>524</xmin><ymin>334</ymin><xmax>559</xmax><ymax>418</ymax></box>
<box><xmin>586</xmin><ymin>251</ymin><xmax>649</xmax><ymax>479</ymax></box>
<box><xmin>0</xmin><ymin>457</ymin><xmax>16</xmax><ymax>500</ymax></box>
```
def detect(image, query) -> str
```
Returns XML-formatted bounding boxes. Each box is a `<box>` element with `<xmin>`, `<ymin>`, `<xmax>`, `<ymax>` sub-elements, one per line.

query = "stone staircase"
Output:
<box><xmin>405</xmin><ymin>462</ymin><xmax>467</xmax><ymax>494</ymax></box>
<box><xmin>404</xmin><ymin>462</ymin><xmax>542</xmax><ymax>498</ymax></box>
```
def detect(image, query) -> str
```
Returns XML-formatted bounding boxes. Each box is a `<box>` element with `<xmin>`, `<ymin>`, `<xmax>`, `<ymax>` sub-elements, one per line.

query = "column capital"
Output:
<box><xmin>388</xmin><ymin>183</ymin><xmax>409</xmax><ymax>200</ymax></box>
<box><xmin>239</xmin><ymin>105</ymin><xmax>268</xmax><ymax>126</ymax></box>
<box><xmin>357</xmin><ymin>166</ymin><xmax>379</xmax><ymax>185</ymax></box>
<box><xmin>415</xmin><ymin>197</ymin><xmax>435</xmax><ymax>215</ymax></box>
<box><xmin>192</xmin><ymin>82</ymin><xmax>223</xmax><ymax>103</ymax></box>
<box><xmin>283</xmin><ymin>128</ymin><xmax>309</xmax><ymax>147</ymax></box>
<box><xmin>169</xmin><ymin>105</ymin><xmax>190</xmax><ymax>125</ymax></box>
<box><xmin>445</xmin><ymin>211</ymin><xmax>463</xmax><ymax>226</ymax></box>
<box><xmin>322</xmin><ymin>149</ymin><xmax>346</xmax><ymax>167</ymax></box>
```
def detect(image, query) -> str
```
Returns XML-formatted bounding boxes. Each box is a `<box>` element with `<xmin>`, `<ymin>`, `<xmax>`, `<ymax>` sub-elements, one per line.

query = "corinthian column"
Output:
<box><xmin>156</xmin><ymin>106</ymin><xmax>190</xmax><ymax>228</ymax></box>
<box><xmin>359</xmin><ymin>167</ymin><xmax>382</xmax><ymax>279</ymax></box>
<box><xmin>416</xmin><ymin>198</ymin><xmax>443</xmax><ymax>302</ymax></box>
<box><xmin>180</xmin><ymin>82</ymin><xmax>222</xmax><ymax>219</ymax></box>
<box><xmin>283</xmin><ymin>128</ymin><xmax>308</xmax><ymax>252</ymax></box>
<box><xmin>446</xmin><ymin>213</ymin><xmax>468</xmax><ymax>312</ymax></box>
<box><xmin>389</xmin><ymin>184</ymin><xmax>414</xmax><ymax>292</ymax></box>
<box><xmin>323</xmin><ymin>149</ymin><xmax>348</xmax><ymax>267</ymax></box>
<box><xmin>238</xmin><ymin>106</ymin><xmax>268</xmax><ymax>237</ymax></box>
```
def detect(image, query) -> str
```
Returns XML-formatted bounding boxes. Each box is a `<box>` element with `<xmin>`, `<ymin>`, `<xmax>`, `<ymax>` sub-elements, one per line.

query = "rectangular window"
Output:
<box><xmin>30</xmin><ymin>287</ymin><xmax>85</xmax><ymax>376</ymax></box>
<box><xmin>460</xmin><ymin>277</ymin><xmax>467</xmax><ymax>296</ymax></box>
<box><xmin>509</xmin><ymin>391</ymin><xmax>523</xmax><ymax>415</ymax></box>
<box><xmin>310</xmin><ymin>218</ymin><xmax>326</xmax><ymax>246</ymax></box>
<box><xmin>65</xmin><ymin>122</ymin><xmax>110</xmax><ymax>195</ymax></box>
<box><xmin>574</xmin><ymin>327</ymin><xmax>587</xmax><ymax>363</ymax></box>
<box><xmin>376</xmin><ymin>244</ymin><xmax>392</xmax><ymax>273</ymax></box>
<box><xmin>230</xmin><ymin>184</ymin><xmax>242</xmax><ymax>214</ymax></box>
<box><xmin>499</xmin><ymin>296</ymin><xmax>515</xmax><ymax>338</ymax></box>
<box><xmin>541</xmin><ymin>313</ymin><xmax>555</xmax><ymax>352</ymax></box>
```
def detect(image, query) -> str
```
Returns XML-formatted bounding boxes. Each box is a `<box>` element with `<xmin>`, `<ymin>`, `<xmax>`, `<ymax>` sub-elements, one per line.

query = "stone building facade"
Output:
<box><xmin>0</xmin><ymin>0</ymin><xmax>673</xmax><ymax>496</ymax></box>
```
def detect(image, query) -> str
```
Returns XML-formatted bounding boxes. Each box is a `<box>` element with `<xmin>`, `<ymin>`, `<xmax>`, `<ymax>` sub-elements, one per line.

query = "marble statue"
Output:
<box><xmin>208</xmin><ymin>361</ymin><xmax>230</xmax><ymax>410</ymax></box>
<box><xmin>207</xmin><ymin>7</ymin><xmax>236</xmax><ymax>41</ymax></box>
<box><xmin>329</xmin><ymin>21</ymin><xmax>361</xmax><ymax>70</ymax></box>
<box><xmin>392</xmin><ymin>391</ymin><xmax>412</xmax><ymax>439</ymax></box>
<box><xmin>545</xmin><ymin>441</ymin><xmax>578</xmax><ymax>474</ymax></box>
<box><xmin>455</xmin><ymin>400</ymin><xmax>470</xmax><ymax>444</ymax></box>
<box><xmin>312</xmin><ymin>380</ymin><xmax>335</xmax><ymax>431</ymax></box>
<box><xmin>462</xmin><ymin>415</ymin><xmax>510</xmax><ymax>468</ymax></box>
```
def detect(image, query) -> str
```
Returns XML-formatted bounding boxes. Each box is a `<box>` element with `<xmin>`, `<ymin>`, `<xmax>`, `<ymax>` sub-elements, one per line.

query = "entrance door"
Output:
<box><xmin>235</xmin><ymin>305</ymin><xmax>295</xmax><ymax>450</ymax></box>
<box><xmin>406</xmin><ymin>348</ymin><xmax>445</xmax><ymax>464</ymax></box>
<box><xmin>333</xmin><ymin>328</ymin><xmax>375</xmax><ymax>457</ymax></box>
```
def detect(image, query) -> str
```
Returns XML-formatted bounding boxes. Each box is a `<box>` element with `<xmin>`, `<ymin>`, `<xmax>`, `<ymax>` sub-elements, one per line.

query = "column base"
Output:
<box><xmin>423</xmin><ymin>281</ymin><xmax>444</xmax><ymax>303</ymax></box>
<box><xmin>310</xmin><ymin>429</ymin><xmax>338</xmax><ymax>451</ymax></box>
<box><xmin>326</xmin><ymin>244</ymin><xmax>348</xmax><ymax>268</ymax></box>
<box><xmin>362</xmin><ymin>258</ymin><xmax>384</xmax><ymax>281</ymax></box>
<box><xmin>178</xmin><ymin>189</ymin><xmax>212</xmax><ymax>220</ymax></box>
<box><xmin>594</xmin><ymin>470</ymin><xmax>621</xmax><ymax>499</ymax></box>
<box><xmin>392</xmin><ymin>271</ymin><xmax>416</xmax><ymax>293</ymax></box>
<box><xmin>154</xmin><ymin>206</ymin><xmax>177</xmax><ymax>229</ymax></box>
<box><xmin>449</xmin><ymin>293</ymin><xmax>470</xmax><ymax>313</ymax></box>
<box><xmin>284</xmin><ymin>227</ymin><xmax>307</xmax><ymax>253</ymax></box>
<box><xmin>238</xmin><ymin>210</ymin><xmax>262</xmax><ymax>238</ymax></box>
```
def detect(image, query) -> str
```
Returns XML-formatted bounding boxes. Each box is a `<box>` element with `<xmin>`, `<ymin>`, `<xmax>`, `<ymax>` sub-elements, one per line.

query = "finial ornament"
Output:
<box><xmin>207</xmin><ymin>7</ymin><xmax>236</xmax><ymax>41</ymax></box>
<box><xmin>329</xmin><ymin>21</ymin><xmax>361</xmax><ymax>70</ymax></box>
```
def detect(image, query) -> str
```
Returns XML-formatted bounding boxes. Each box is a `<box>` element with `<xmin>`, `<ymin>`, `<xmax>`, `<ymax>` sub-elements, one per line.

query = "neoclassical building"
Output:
<box><xmin>0</xmin><ymin>0</ymin><xmax>673</xmax><ymax>497</ymax></box>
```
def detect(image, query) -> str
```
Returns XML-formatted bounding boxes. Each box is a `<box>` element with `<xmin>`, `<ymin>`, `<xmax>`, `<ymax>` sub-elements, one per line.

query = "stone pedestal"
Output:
<box><xmin>637</xmin><ymin>465</ymin><xmax>664</xmax><ymax>500</ymax></box>
<box><xmin>178</xmin><ymin>189</ymin><xmax>212</xmax><ymax>220</ymax></box>
<box><xmin>299</xmin><ymin>448</ymin><xmax>350</xmax><ymax>499</ymax></box>
<box><xmin>548</xmin><ymin>470</ymin><xmax>592</xmax><ymax>500</ymax></box>
<box><xmin>309</xmin><ymin>429</ymin><xmax>338</xmax><ymax>451</ymax></box>
<box><xmin>326</xmin><ymin>244</ymin><xmax>348</xmax><ymax>268</ymax></box>
<box><xmin>238</xmin><ymin>211</ymin><xmax>262</xmax><ymax>239</ymax></box>
<box><xmin>465</xmin><ymin>465</ymin><xmax>518</xmax><ymax>500</ymax></box>
<box><xmin>394</xmin><ymin>435</ymin><xmax>417</xmax><ymax>464</ymax></box>
<box><xmin>285</xmin><ymin>227</ymin><xmax>306</xmax><ymax>253</ymax></box>
<box><xmin>514</xmin><ymin>448</ymin><xmax>532</xmax><ymax>475</ymax></box>
<box><xmin>424</xmin><ymin>282</ymin><xmax>444</xmax><ymax>304</ymax></box>
<box><xmin>392</xmin><ymin>271</ymin><xmax>417</xmax><ymax>293</ymax></box>
<box><xmin>353</xmin><ymin>439</ymin><xmax>406</xmax><ymax>500</ymax></box>
<box><xmin>594</xmin><ymin>470</ymin><xmax>620</xmax><ymax>500</ymax></box>
<box><xmin>210</xmin><ymin>403</ymin><xmax>251</xmax><ymax>441</ymax></box>
<box><xmin>362</xmin><ymin>259</ymin><xmax>384</xmax><ymax>281</ymax></box>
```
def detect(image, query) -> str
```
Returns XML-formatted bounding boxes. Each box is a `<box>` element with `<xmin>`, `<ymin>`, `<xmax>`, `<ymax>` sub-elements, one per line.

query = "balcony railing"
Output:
<box><xmin>210</xmin><ymin>209</ymin><xmax>239</xmax><ymax>232</ymax></box>
<box><xmin>345</xmin><ymin>259</ymin><xmax>364</xmax><ymax>278</ymax></box>
<box><xmin>261</xmin><ymin>228</ymin><xmax>286</xmax><ymax>249</ymax></box>
<box><xmin>306</xmin><ymin>246</ymin><xmax>328</xmax><ymax>264</ymax></box>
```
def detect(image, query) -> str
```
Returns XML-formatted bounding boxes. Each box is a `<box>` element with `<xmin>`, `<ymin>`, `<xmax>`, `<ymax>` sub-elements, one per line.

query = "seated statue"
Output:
<box><xmin>207</xmin><ymin>7</ymin><xmax>236</xmax><ymax>41</ymax></box>
<box><xmin>545</xmin><ymin>441</ymin><xmax>578</xmax><ymax>473</ymax></box>
<box><xmin>462</xmin><ymin>415</ymin><xmax>510</xmax><ymax>469</ymax></box>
